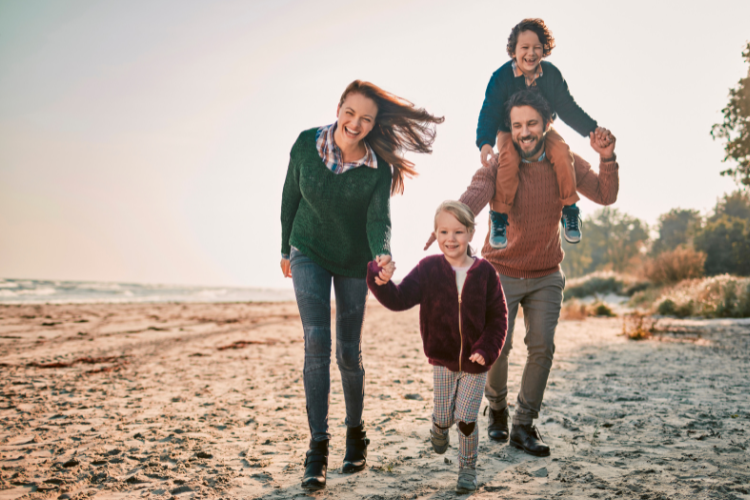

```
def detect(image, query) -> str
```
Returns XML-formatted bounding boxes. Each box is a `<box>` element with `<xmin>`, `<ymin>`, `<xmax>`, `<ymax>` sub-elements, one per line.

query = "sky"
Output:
<box><xmin>1</xmin><ymin>0</ymin><xmax>749</xmax><ymax>289</ymax></box>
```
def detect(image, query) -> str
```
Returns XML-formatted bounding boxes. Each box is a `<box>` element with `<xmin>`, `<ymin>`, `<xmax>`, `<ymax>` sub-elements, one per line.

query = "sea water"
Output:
<box><xmin>0</xmin><ymin>278</ymin><xmax>295</xmax><ymax>304</ymax></box>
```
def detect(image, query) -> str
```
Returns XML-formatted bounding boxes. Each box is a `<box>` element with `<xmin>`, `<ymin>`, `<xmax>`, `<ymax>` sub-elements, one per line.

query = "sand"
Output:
<box><xmin>1</xmin><ymin>301</ymin><xmax>748</xmax><ymax>500</ymax></box>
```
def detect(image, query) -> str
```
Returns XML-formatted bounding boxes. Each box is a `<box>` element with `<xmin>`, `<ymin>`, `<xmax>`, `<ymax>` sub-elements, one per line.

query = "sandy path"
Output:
<box><xmin>0</xmin><ymin>302</ymin><xmax>748</xmax><ymax>500</ymax></box>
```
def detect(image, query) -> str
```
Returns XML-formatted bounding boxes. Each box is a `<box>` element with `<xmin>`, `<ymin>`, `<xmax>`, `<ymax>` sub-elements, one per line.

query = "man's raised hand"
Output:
<box><xmin>589</xmin><ymin>127</ymin><xmax>616</xmax><ymax>160</ymax></box>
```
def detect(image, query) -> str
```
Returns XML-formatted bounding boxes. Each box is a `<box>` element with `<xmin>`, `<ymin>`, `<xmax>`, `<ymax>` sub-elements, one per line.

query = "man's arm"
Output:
<box><xmin>575</xmin><ymin>128</ymin><xmax>619</xmax><ymax>205</ymax></box>
<box><xmin>459</xmin><ymin>164</ymin><xmax>498</xmax><ymax>217</ymax></box>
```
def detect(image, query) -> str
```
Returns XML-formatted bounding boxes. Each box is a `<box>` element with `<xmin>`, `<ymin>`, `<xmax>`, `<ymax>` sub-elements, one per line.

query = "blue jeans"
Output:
<box><xmin>290</xmin><ymin>248</ymin><xmax>368</xmax><ymax>442</ymax></box>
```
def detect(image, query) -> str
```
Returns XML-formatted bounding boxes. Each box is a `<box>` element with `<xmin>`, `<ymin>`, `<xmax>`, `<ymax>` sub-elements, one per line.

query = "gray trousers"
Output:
<box><xmin>485</xmin><ymin>269</ymin><xmax>565</xmax><ymax>425</ymax></box>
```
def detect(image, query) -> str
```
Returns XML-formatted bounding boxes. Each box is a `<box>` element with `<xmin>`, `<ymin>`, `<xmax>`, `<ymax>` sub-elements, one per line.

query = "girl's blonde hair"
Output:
<box><xmin>434</xmin><ymin>201</ymin><xmax>476</xmax><ymax>256</ymax></box>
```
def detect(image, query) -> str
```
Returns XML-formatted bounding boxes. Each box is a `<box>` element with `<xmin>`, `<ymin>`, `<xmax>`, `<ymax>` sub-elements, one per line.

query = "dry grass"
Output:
<box><xmin>654</xmin><ymin>275</ymin><xmax>750</xmax><ymax>318</ymax></box>
<box><xmin>560</xmin><ymin>299</ymin><xmax>617</xmax><ymax>320</ymax></box>
<box><xmin>561</xmin><ymin>299</ymin><xmax>588</xmax><ymax>320</ymax></box>
<box><xmin>643</xmin><ymin>247</ymin><xmax>706</xmax><ymax>285</ymax></box>
<box><xmin>622</xmin><ymin>312</ymin><xmax>659</xmax><ymax>340</ymax></box>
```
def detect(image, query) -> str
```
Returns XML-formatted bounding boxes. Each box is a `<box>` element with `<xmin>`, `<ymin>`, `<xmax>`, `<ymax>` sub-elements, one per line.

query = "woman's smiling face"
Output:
<box><xmin>513</xmin><ymin>30</ymin><xmax>544</xmax><ymax>76</ymax></box>
<box><xmin>335</xmin><ymin>92</ymin><xmax>378</xmax><ymax>149</ymax></box>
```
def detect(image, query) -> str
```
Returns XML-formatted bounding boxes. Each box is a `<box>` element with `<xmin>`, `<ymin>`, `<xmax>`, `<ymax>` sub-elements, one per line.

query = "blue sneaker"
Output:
<box><xmin>561</xmin><ymin>204</ymin><xmax>582</xmax><ymax>244</ymax></box>
<box><xmin>489</xmin><ymin>210</ymin><xmax>509</xmax><ymax>249</ymax></box>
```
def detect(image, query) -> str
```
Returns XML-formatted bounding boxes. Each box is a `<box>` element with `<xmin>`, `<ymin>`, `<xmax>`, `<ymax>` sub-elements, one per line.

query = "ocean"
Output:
<box><xmin>0</xmin><ymin>278</ymin><xmax>296</xmax><ymax>304</ymax></box>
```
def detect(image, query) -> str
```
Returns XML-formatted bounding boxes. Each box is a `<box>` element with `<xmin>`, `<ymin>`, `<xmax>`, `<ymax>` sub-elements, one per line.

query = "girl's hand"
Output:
<box><xmin>374</xmin><ymin>254</ymin><xmax>395</xmax><ymax>286</ymax></box>
<box><xmin>280</xmin><ymin>258</ymin><xmax>292</xmax><ymax>278</ymax></box>
<box><xmin>469</xmin><ymin>353</ymin><xmax>485</xmax><ymax>365</ymax></box>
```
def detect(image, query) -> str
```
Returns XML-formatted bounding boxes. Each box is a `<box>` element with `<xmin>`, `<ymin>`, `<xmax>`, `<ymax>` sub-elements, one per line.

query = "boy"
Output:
<box><xmin>477</xmin><ymin>18</ymin><xmax>606</xmax><ymax>248</ymax></box>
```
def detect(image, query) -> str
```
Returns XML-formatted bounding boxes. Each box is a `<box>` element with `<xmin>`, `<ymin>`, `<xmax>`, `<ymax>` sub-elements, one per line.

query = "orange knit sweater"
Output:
<box><xmin>459</xmin><ymin>154</ymin><xmax>619</xmax><ymax>279</ymax></box>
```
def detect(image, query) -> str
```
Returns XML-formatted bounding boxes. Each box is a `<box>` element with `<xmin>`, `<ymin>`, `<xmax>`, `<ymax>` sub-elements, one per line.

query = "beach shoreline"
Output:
<box><xmin>1</xmin><ymin>301</ymin><xmax>748</xmax><ymax>499</ymax></box>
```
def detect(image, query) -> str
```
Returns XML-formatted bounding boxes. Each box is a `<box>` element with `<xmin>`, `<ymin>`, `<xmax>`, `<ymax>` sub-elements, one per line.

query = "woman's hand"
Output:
<box><xmin>374</xmin><ymin>254</ymin><xmax>395</xmax><ymax>286</ymax></box>
<box><xmin>280</xmin><ymin>258</ymin><xmax>292</xmax><ymax>278</ymax></box>
<box><xmin>469</xmin><ymin>353</ymin><xmax>485</xmax><ymax>365</ymax></box>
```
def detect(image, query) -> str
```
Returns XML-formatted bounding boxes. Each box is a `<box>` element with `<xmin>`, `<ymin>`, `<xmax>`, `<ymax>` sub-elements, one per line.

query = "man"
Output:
<box><xmin>427</xmin><ymin>89</ymin><xmax>619</xmax><ymax>456</ymax></box>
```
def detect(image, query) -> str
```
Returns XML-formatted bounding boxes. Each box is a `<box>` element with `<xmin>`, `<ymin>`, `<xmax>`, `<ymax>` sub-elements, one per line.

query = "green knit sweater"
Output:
<box><xmin>280</xmin><ymin>128</ymin><xmax>392</xmax><ymax>278</ymax></box>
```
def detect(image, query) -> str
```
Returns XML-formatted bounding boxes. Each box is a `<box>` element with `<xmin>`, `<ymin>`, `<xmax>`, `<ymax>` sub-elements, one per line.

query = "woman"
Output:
<box><xmin>280</xmin><ymin>80</ymin><xmax>443</xmax><ymax>489</ymax></box>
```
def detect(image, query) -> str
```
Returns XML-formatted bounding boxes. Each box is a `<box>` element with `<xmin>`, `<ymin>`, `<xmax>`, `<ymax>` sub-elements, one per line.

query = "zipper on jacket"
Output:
<box><xmin>458</xmin><ymin>294</ymin><xmax>463</xmax><ymax>373</ymax></box>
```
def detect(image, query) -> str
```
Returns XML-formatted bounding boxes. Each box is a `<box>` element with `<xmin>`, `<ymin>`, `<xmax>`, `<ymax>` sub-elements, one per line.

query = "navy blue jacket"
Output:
<box><xmin>476</xmin><ymin>60</ymin><xmax>598</xmax><ymax>149</ymax></box>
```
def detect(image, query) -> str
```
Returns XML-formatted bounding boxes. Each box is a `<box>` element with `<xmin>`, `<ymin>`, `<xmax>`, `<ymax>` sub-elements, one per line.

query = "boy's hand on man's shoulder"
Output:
<box><xmin>480</xmin><ymin>144</ymin><xmax>498</xmax><ymax>168</ymax></box>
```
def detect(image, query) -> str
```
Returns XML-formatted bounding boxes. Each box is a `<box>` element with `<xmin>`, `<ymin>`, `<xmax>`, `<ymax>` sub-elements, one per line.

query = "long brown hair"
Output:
<box><xmin>339</xmin><ymin>80</ymin><xmax>444</xmax><ymax>195</ymax></box>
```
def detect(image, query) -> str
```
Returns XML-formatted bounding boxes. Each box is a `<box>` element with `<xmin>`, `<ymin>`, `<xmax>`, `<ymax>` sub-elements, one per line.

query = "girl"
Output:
<box><xmin>280</xmin><ymin>80</ymin><xmax>443</xmax><ymax>490</ymax></box>
<box><xmin>366</xmin><ymin>201</ymin><xmax>508</xmax><ymax>492</ymax></box>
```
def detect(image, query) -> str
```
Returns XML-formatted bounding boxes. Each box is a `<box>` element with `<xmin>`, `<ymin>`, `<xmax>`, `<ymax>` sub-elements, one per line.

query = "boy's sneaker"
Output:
<box><xmin>430</xmin><ymin>428</ymin><xmax>450</xmax><ymax>454</ymax></box>
<box><xmin>561</xmin><ymin>204</ymin><xmax>582</xmax><ymax>244</ymax></box>
<box><xmin>489</xmin><ymin>210</ymin><xmax>510</xmax><ymax>249</ymax></box>
<box><xmin>456</xmin><ymin>467</ymin><xmax>478</xmax><ymax>492</ymax></box>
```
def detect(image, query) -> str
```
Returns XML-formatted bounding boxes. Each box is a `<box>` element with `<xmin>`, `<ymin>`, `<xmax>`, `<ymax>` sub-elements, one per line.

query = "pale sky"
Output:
<box><xmin>1</xmin><ymin>0</ymin><xmax>748</xmax><ymax>289</ymax></box>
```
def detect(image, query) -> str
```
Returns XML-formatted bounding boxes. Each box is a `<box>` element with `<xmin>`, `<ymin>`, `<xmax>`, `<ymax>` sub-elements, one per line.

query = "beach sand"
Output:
<box><xmin>1</xmin><ymin>301</ymin><xmax>748</xmax><ymax>499</ymax></box>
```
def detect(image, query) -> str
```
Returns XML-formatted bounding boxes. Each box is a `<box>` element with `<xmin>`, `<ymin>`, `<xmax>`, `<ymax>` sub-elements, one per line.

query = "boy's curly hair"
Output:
<box><xmin>506</xmin><ymin>18</ymin><xmax>555</xmax><ymax>58</ymax></box>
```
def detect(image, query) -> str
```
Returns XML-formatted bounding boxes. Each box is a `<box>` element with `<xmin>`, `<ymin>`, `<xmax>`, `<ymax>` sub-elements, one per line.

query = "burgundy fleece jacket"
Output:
<box><xmin>366</xmin><ymin>255</ymin><xmax>508</xmax><ymax>374</ymax></box>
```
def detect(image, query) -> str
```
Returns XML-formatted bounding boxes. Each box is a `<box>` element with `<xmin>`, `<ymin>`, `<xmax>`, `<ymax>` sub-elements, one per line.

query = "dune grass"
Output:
<box><xmin>564</xmin><ymin>271</ymin><xmax>650</xmax><ymax>301</ymax></box>
<box><xmin>653</xmin><ymin>275</ymin><xmax>750</xmax><ymax>318</ymax></box>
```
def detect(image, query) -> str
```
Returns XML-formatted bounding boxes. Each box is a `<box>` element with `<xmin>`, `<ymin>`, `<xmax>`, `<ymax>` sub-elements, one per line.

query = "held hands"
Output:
<box><xmin>480</xmin><ymin>144</ymin><xmax>498</xmax><ymax>168</ymax></box>
<box><xmin>589</xmin><ymin>127</ymin><xmax>616</xmax><ymax>160</ymax></box>
<box><xmin>280</xmin><ymin>258</ymin><xmax>292</xmax><ymax>278</ymax></box>
<box><xmin>469</xmin><ymin>352</ymin><xmax>486</xmax><ymax>366</ymax></box>
<box><xmin>374</xmin><ymin>254</ymin><xmax>396</xmax><ymax>286</ymax></box>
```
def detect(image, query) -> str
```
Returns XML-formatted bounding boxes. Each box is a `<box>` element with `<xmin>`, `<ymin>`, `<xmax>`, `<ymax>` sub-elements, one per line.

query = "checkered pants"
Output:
<box><xmin>432</xmin><ymin>365</ymin><xmax>487</xmax><ymax>469</ymax></box>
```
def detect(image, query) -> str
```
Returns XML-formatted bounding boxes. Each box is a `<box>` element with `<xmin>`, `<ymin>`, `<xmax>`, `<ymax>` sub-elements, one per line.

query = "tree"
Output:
<box><xmin>561</xmin><ymin>208</ymin><xmax>649</xmax><ymax>277</ymax></box>
<box><xmin>708</xmin><ymin>189</ymin><xmax>750</xmax><ymax>222</ymax></box>
<box><xmin>651</xmin><ymin>208</ymin><xmax>701</xmax><ymax>255</ymax></box>
<box><xmin>694</xmin><ymin>216</ymin><xmax>750</xmax><ymax>276</ymax></box>
<box><xmin>711</xmin><ymin>42</ymin><xmax>750</xmax><ymax>187</ymax></box>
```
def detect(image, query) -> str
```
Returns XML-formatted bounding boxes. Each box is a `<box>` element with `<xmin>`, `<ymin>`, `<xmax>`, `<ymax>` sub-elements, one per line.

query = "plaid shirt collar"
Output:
<box><xmin>512</xmin><ymin>59</ymin><xmax>544</xmax><ymax>87</ymax></box>
<box><xmin>316</xmin><ymin>122</ymin><xmax>378</xmax><ymax>174</ymax></box>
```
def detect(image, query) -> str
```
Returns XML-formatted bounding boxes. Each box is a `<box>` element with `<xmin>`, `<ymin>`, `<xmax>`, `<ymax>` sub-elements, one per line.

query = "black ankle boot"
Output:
<box><xmin>301</xmin><ymin>439</ymin><xmax>329</xmax><ymax>489</ymax></box>
<box><xmin>485</xmin><ymin>406</ymin><xmax>509</xmax><ymax>441</ymax></box>
<box><xmin>342</xmin><ymin>423</ymin><xmax>370</xmax><ymax>473</ymax></box>
<box><xmin>510</xmin><ymin>423</ymin><xmax>550</xmax><ymax>457</ymax></box>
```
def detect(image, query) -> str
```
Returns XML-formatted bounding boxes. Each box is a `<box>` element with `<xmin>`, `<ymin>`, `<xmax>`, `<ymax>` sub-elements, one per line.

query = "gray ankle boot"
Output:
<box><xmin>456</xmin><ymin>467</ymin><xmax>477</xmax><ymax>492</ymax></box>
<box><xmin>430</xmin><ymin>427</ymin><xmax>450</xmax><ymax>454</ymax></box>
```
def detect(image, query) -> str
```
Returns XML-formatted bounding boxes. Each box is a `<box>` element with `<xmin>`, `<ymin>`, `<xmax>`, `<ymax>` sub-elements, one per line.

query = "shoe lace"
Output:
<box><xmin>529</xmin><ymin>425</ymin><xmax>545</xmax><ymax>442</ymax></box>
<box><xmin>490</xmin><ymin>212</ymin><xmax>509</xmax><ymax>237</ymax></box>
<box><xmin>563</xmin><ymin>206</ymin><xmax>582</xmax><ymax>231</ymax></box>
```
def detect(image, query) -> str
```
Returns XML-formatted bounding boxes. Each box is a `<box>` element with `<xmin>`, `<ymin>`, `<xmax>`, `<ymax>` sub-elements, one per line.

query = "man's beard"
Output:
<box><xmin>513</xmin><ymin>132</ymin><xmax>546</xmax><ymax>160</ymax></box>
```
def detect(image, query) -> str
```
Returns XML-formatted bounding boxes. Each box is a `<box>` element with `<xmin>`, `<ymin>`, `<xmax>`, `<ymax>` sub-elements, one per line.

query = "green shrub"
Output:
<box><xmin>657</xmin><ymin>299</ymin><xmax>677</xmax><ymax>316</ymax></box>
<box><xmin>565</xmin><ymin>273</ymin><xmax>624</xmax><ymax>301</ymax></box>
<box><xmin>624</xmin><ymin>281</ymin><xmax>652</xmax><ymax>297</ymax></box>
<box><xmin>592</xmin><ymin>303</ymin><xmax>616</xmax><ymax>317</ymax></box>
